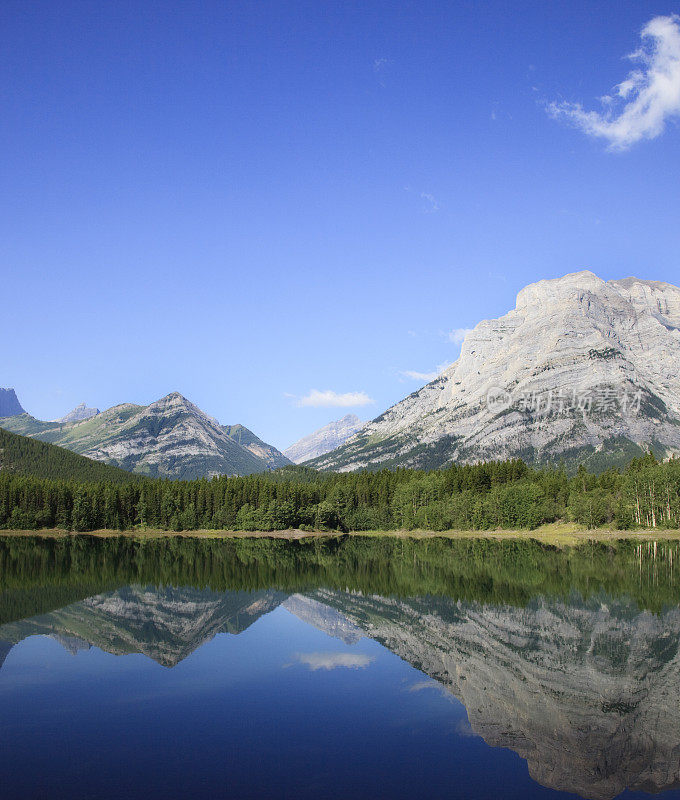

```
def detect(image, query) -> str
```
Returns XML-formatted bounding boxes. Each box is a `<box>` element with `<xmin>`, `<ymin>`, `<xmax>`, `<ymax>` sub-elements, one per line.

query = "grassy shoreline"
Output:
<box><xmin>2</xmin><ymin>522</ymin><xmax>680</xmax><ymax>546</ymax></box>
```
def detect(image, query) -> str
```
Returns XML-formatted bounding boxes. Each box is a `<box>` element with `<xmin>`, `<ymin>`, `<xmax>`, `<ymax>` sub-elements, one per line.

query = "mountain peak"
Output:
<box><xmin>0</xmin><ymin>391</ymin><xmax>287</xmax><ymax>480</ymax></box>
<box><xmin>0</xmin><ymin>388</ymin><xmax>25</xmax><ymax>418</ymax></box>
<box><xmin>515</xmin><ymin>270</ymin><xmax>605</xmax><ymax>310</ymax></box>
<box><xmin>157</xmin><ymin>391</ymin><xmax>190</xmax><ymax>405</ymax></box>
<box><xmin>55</xmin><ymin>403</ymin><xmax>100</xmax><ymax>424</ymax></box>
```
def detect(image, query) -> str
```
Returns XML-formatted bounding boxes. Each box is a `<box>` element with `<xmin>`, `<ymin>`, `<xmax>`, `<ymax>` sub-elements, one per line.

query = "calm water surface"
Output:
<box><xmin>1</xmin><ymin>535</ymin><xmax>680</xmax><ymax>800</ymax></box>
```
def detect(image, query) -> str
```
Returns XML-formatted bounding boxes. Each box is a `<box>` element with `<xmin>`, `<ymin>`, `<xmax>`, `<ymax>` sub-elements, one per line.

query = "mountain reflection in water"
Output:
<box><xmin>1</xmin><ymin>534</ymin><xmax>680</xmax><ymax>800</ymax></box>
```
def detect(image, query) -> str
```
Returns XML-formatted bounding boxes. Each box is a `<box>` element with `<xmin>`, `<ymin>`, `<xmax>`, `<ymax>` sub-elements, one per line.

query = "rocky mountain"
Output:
<box><xmin>311</xmin><ymin>272</ymin><xmax>680</xmax><ymax>472</ymax></box>
<box><xmin>0</xmin><ymin>392</ymin><xmax>290</xmax><ymax>479</ymax></box>
<box><xmin>283</xmin><ymin>414</ymin><xmax>364</xmax><ymax>463</ymax></box>
<box><xmin>0</xmin><ymin>388</ymin><xmax>25</xmax><ymax>418</ymax></box>
<box><xmin>222</xmin><ymin>424</ymin><xmax>291</xmax><ymax>469</ymax></box>
<box><xmin>55</xmin><ymin>402</ymin><xmax>100</xmax><ymax>423</ymax></box>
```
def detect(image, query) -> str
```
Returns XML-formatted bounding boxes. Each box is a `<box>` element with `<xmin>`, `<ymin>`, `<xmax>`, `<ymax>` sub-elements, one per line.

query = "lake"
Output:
<box><xmin>1</xmin><ymin>534</ymin><xmax>680</xmax><ymax>800</ymax></box>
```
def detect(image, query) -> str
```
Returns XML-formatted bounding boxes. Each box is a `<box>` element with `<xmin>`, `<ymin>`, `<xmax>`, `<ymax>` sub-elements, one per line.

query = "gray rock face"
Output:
<box><xmin>283</xmin><ymin>414</ymin><xmax>364</xmax><ymax>463</ymax></box>
<box><xmin>55</xmin><ymin>403</ymin><xmax>100</xmax><ymax>423</ymax></box>
<box><xmin>312</xmin><ymin>272</ymin><xmax>680</xmax><ymax>471</ymax></box>
<box><xmin>0</xmin><ymin>388</ymin><xmax>25</xmax><ymax>418</ymax></box>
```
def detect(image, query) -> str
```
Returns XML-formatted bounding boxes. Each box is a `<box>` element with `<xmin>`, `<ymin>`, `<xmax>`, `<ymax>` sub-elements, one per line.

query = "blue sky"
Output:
<box><xmin>2</xmin><ymin>1</ymin><xmax>680</xmax><ymax>449</ymax></box>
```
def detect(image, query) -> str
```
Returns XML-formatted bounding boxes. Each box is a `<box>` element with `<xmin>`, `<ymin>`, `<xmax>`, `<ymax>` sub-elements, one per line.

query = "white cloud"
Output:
<box><xmin>549</xmin><ymin>15</ymin><xmax>680</xmax><ymax>150</ymax></box>
<box><xmin>401</xmin><ymin>369</ymin><xmax>439</xmax><ymax>382</ymax></box>
<box><xmin>408</xmin><ymin>679</ymin><xmax>459</xmax><ymax>705</ymax></box>
<box><xmin>400</xmin><ymin>361</ymin><xmax>453</xmax><ymax>383</ymax></box>
<box><xmin>295</xmin><ymin>389</ymin><xmax>373</xmax><ymax>408</ymax></box>
<box><xmin>449</xmin><ymin>327</ymin><xmax>472</xmax><ymax>345</ymax></box>
<box><xmin>293</xmin><ymin>652</ymin><xmax>374</xmax><ymax>671</ymax></box>
<box><xmin>421</xmin><ymin>192</ymin><xmax>440</xmax><ymax>213</ymax></box>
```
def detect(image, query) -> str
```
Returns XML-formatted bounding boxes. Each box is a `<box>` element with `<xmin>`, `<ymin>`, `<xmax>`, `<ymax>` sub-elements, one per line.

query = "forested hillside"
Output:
<box><xmin>0</xmin><ymin>428</ymin><xmax>141</xmax><ymax>485</ymax></box>
<box><xmin>1</xmin><ymin>453</ymin><xmax>678</xmax><ymax>532</ymax></box>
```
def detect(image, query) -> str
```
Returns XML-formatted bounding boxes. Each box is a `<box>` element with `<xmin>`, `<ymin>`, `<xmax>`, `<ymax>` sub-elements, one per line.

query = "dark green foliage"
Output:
<box><xmin>0</xmin><ymin>427</ymin><xmax>142</xmax><ymax>484</ymax></box>
<box><xmin>0</xmin><ymin>535</ymin><xmax>678</xmax><ymax>623</ymax></box>
<box><xmin>1</xmin><ymin>450</ymin><xmax>680</xmax><ymax>532</ymax></box>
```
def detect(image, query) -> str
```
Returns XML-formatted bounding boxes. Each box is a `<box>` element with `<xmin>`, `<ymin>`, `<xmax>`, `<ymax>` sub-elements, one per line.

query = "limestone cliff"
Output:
<box><xmin>311</xmin><ymin>272</ymin><xmax>680</xmax><ymax>471</ymax></box>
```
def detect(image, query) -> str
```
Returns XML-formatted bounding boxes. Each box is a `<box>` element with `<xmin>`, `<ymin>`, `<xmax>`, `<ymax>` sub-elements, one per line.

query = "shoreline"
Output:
<box><xmin>2</xmin><ymin>524</ymin><xmax>680</xmax><ymax>546</ymax></box>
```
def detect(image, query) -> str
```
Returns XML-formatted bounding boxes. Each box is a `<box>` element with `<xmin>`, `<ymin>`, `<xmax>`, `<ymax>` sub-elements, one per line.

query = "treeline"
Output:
<box><xmin>1</xmin><ymin>453</ymin><xmax>680</xmax><ymax>532</ymax></box>
<box><xmin>0</xmin><ymin>427</ymin><xmax>140</xmax><ymax>485</ymax></box>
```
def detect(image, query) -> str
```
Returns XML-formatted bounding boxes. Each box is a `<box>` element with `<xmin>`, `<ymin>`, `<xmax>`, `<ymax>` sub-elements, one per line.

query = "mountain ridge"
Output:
<box><xmin>310</xmin><ymin>271</ymin><xmax>680</xmax><ymax>472</ymax></box>
<box><xmin>0</xmin><ymin>392</ymin><xmax>290</xmax><ymax>480</ymax></box>
<box><xmin>55</xmin><ymin>403</ymin><xmax>100</xmax><ymax>423</ymax></box>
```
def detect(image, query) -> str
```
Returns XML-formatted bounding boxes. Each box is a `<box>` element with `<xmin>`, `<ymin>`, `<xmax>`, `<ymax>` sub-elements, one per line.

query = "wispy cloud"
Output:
<box><xmin>293</xmin><ymin>389</ymin><xmax>374</xmax><ymax>408</ymax></box>
<box><xmin>401</xmin><ymin>369</ymin><xmax>439</xmax><ymax>382</ymax></box>
<box><xmin>421</xmin><ymin>192</ymin><xmax>440</xmax><ymax>213</ymax></box>
<box><xmin>548</xmin><ymin>14</ymin><xmax>680</xmax><ymax>150</ymax></box>
<box><xmin>449</xmin><ymin>327</ymin><xmax>472</xmax><ymax>345</ymax></box>
<box><xmin>399</xmin><ymin>361</ymin><xmax>453</xmax><ymax>383</ymax></box>
<box><xmin>408</xmin><ymin>679</ymin><xmax>460</xmax><ymax>706</ymax></box>
<box><xmin>373</xmin><ymin>57</ymin><xmax>392</xmax><ymax>87</ymax></box>
<box><xmin>293</xmin><ymin>652</ymin><xmax>374</xmax><ymax>671</ymax></box>
<box><xmin>409</xmin><ymin>679</ymin><xmax>449</xmax><ymax>696</ymax></box>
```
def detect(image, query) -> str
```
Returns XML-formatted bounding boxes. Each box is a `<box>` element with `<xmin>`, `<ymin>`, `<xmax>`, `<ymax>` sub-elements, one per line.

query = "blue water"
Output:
<box><xmin>1</xmin><ymin>589</ymin><xmax>679</xmax><ymax>800</ymax></box>
<box><xmin>0</xmin><ymin>606</ymin><xmax>547</xmax><ymax>800</ymax></box>
<box><xmin>2</xmin><ymin>531</ymin><xmax>680</xmax><ymax>800</ymax></box>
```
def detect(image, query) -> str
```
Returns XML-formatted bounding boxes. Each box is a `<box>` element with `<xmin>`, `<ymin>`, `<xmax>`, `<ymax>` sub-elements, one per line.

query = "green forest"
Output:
<box><xmin>0</xmin><ymin>427</ymin><xmax>141</xmax><ymax>485</ymax></box>
<box><xmin>1</xmin><ymin>450</ymin><xmax>679</xmax><ymax>532</ymax></box>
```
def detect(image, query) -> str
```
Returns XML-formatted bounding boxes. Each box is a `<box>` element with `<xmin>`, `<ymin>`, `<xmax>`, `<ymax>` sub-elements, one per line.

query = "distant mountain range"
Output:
<box><xmin>311</xmin><ymin>272</ymin><xmax>680</xmax><ymax>472</ymax></box>
<box><xmin>283</xmin><ymin>413</ymin><xmax>364</xmax><ymax>463</ymax></box>
<box><xmin>0</xmin><ymin>391</ymin><xmax>291</xmax><ymax>480</ymax></box>
<box><xmin>55</xmin><ymin>402</ymin><xmax>100</xmax><ymax>423</ymax></box>
<box><xmin>4</xmin><ymin>271</ymin><xmax>680</xmax><ymax>479</ymax></box>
